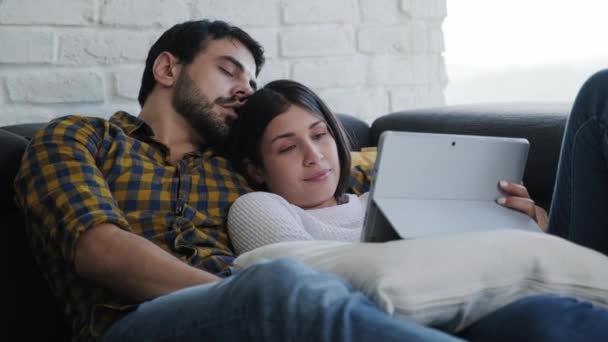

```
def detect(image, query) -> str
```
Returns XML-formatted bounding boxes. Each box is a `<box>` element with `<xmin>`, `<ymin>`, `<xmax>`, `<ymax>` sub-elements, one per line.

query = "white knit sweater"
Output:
<box><xmin>228</xmin><ymin>191</ymin><xmax>369</xmax><ymax>255</ymax></box>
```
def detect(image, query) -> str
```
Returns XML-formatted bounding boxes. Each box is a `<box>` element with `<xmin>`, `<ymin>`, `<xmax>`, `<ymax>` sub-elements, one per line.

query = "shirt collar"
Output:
<box><xmin>108</xmin><ymin>111</ymin><xmax>223</xmax><ymax>158</ymax></box>
<box><xmin>109</xmin><ymin>111</ymin><xmax>155</xmax><ymax>137</ymax></box>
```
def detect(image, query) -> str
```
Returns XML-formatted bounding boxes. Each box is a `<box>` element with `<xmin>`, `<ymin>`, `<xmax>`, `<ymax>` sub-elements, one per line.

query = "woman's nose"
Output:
<box><xmin>303</xmin><ymin>144</ymin><xmax>323</xmax><ymax>165</ymax></box>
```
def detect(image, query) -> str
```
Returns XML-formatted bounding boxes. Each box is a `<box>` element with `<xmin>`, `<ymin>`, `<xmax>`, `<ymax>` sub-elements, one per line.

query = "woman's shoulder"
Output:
<box><xmin>228</xmin><ymin>191</ymin><xmax>305</xmax><ymax>234</ymax></box>
<box><xmin>234</xmin><ymin>191</ymin><xmax>289</xmax><ymax>205</ymax></box>
<box><xmin>231</xmin><ymin>191</ymin><xmax>297</xmax><ymax>214</ymax></box>
<box><xmin>340</xmin><ymin>192</ymin><xmax>369</xmax><ymax>208</ymax></box>
<box><xmin>356</xmin><ymin>192</ymin><xmax>370</xmax><ymax>205</ymax></box>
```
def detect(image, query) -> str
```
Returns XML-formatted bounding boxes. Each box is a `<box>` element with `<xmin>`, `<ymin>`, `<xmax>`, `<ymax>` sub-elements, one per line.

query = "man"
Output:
<box><xmin>13</xmin><ymin>20</ymin><xmax>608</xmax><ymax>341</ymax></box>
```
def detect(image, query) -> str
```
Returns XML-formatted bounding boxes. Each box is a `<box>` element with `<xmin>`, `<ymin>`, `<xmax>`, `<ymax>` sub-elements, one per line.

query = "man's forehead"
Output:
<box><xmin>202</xmin><ymin>38</ymin><xmax>257</xmax><ymax>76</ymax></box>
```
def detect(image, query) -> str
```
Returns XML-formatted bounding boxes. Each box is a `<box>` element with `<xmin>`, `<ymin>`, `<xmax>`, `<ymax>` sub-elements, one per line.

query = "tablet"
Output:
<box><xmin>361</xmin><ymin>131</ymin><xmax>542</xmax><ymax>242</ymax></box>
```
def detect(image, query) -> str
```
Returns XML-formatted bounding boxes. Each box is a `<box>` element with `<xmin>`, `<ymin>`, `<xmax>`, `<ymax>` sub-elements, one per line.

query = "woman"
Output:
<box><xmin>226</xmin><ymin>79</ymin><xmax>549</xmax><ymax>254</ymax></box>
<box><xmin>227</xmin><ymin>80</ymin><xmax>368</xmax><ymax>254</ymax></box>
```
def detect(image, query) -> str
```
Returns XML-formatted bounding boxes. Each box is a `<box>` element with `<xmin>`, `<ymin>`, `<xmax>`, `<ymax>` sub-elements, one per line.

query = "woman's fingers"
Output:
<box><xmin>497</xmin><ymin>195</ymin><xmax>537</xmax><ymax>218</ymax></box>
<box><xmin>498</xmin><ymin>180</ymin><xmax>530</xmax><ymax>198</ymax></box>
<box><xmin>496</xmin><ymin>180</ymin><xmax>549</xmax><ymax>232</ymax></box>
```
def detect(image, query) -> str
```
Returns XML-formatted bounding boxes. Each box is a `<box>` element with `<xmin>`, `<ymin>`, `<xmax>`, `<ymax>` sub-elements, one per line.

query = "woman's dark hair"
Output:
<box><xmin>138</xmin><ymin>19</ymin><xmax>265</xmax><ymax>106</ymax></box>
<box><xmin>231</xmin><ymin>80</ymin><xmax>352</xmax><ymax>201</ymax></box>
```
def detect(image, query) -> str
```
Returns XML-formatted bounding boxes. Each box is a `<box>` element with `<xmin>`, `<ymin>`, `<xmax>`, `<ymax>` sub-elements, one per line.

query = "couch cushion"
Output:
<box><xmin>235</xmin><ymin>230</ymin><xmax>608</xmax><ymax>333</ymax></box>
<box><xmin>371</xmin><ymin>103</ymin><xmax>570</xmax><ymax>211</ymax></box>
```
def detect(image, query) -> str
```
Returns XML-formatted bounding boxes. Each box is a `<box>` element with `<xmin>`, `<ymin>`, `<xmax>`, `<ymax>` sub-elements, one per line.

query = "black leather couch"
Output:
<box><xmin>1</xmin><ymin>102</ymin><xmax>570</xmax><ymax>340</ymax></box>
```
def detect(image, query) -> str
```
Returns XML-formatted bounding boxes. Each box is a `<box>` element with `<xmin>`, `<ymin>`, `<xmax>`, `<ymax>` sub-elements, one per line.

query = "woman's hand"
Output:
<box><xmin>497</xmin><ymin>180</ymin><xmax>549</xmax><ymax>232</ymax></box>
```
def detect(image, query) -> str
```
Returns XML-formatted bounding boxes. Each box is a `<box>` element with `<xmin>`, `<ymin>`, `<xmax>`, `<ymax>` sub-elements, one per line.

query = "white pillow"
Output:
<box><xmin>234</xmin><ymin>229</ymin><xmax>608</xmax><ymax>332</ymax></box>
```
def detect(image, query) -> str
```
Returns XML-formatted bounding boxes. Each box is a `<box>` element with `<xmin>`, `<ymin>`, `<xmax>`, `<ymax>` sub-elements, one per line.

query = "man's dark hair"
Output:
<box><xmin>138</xmin><ymin>20</ymin><xmax>265</xmax><ymax>106</ymax></box>
<box><xmin>230</xmin><ymin>80</ymin><xmax>352</xmax><ymax>202</ymax></box>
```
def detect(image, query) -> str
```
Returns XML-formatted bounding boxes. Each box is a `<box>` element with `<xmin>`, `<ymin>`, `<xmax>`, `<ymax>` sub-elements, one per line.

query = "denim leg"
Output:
<box><xmin>460</xmin><ymin>295</ymin><xmax>608</xmax><ymax>342</ymax></box>
<box><xmin>548</xmin><ymin>69</ymin><xmax>608</xmax><ymax>255</ymax></box>
<box><xmin>103</xmin><ymin>258</ymin><xmax>463</xmax><ymax>342</ymax></box>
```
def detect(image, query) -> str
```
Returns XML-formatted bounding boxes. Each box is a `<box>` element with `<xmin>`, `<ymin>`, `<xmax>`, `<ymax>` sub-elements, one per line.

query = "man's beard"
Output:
<box><xmin>171</xmin><ymin>72</ymin><xmax>236</xmax><ymax>148</ymax></box>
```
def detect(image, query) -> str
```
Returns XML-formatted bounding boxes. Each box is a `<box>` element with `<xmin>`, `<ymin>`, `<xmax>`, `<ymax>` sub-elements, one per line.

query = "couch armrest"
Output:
<box><xmin>0</xmin><ymin>127</ymin><xmax>71</xmax><ymax>340</ymax></box>
<box><xmin>371</xmin><ymin>102</ymin><xmax>570</xmax><ymax>210</ymax></box>
<box><xmin>1</xmin><ymin>122</ymin><xmax>47</xmax><ymax>140</ymax></box>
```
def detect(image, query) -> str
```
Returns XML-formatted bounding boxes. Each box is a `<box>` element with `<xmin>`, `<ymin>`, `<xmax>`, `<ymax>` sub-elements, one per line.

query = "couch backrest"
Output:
<box><xmin>336</xmin><ymin>113</ymin><xmax>371</xmax><ymax>151</ymax></box>
<box><xmin>371</xmin><ymin>103</ymin><xmax>570</xmax><ymax>211</ymax></box>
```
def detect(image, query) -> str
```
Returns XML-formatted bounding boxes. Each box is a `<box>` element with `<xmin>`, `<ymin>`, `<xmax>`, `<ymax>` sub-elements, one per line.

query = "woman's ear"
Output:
<box><xmin>247</xmin><ymin>163</ymin><xmax>265</xmax><ymax>184</ymax></box>
<box><xmin>152</xmin><ymin>51</ymin><xmax>181</xmax><ymax>87</ymax></box>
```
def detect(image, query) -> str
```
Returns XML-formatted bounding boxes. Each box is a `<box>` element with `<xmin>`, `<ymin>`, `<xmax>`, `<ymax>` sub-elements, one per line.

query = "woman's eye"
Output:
<box><xmin>279</xmin><ymin>145</ymin><xmax>296</xmax><ymax>154</ymax></box>
<box><xmin>313</xmin><ymin>132</ymin><xmax>327</xmax><ymax>140</ymax></box>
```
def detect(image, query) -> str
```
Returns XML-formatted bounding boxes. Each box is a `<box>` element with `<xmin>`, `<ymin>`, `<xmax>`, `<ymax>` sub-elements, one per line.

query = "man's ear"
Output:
<box><xmin>247</xmin><ymin>163</ymin><xmax>265</xmax><ymax>184</ymax></box>
<box><xmin>152</xmin><ymin>51</ymin><xmax>181</xmax><ymax>88</ymax></box>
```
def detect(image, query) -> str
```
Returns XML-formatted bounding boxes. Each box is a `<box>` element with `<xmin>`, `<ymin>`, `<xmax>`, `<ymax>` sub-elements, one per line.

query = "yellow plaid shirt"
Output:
<box><xmin>14</xmin><ymin>111</ymin><xmax>372</xmax><ymax>341</ymax></box>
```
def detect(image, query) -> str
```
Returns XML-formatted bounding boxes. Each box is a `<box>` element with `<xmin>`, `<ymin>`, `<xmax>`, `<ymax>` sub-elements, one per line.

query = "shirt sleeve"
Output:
<box><xmin>227</xmin><ymin>192</ymin><xmax>313</xmax><ymax>254</ymax></box>
<box><xmin>13</xmin><ymin>115</ymin><xmax>131</xmax><ymax>264</ymax></box>
<box><xmin>348</xmin><ymin>164</ymin><xmax>374</xmax><ymax>195</ymax></box>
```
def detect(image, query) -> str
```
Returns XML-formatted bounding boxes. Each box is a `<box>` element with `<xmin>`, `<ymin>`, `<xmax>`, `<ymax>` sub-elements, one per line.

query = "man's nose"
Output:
<box><xmin>233</xmin><ymin>80</ymin><xmax>254</xmax><ymax>102</ymax></box>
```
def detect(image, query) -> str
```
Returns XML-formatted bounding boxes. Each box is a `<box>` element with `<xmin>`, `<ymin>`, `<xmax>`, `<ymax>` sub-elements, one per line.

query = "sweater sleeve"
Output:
<box><xmin>228</xmin><ymin>192</ymin><xmax>313</xmax><ymax>254</ymax></box>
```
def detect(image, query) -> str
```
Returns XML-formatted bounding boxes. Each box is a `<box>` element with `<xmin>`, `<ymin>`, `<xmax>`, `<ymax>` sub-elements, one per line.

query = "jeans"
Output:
<box><xmin>462</xmin><ymin>295</ymin><xmax>608</xmax><ymax>341</ymax></box>
<box><xmin>548</xmin><ymin>69</ymin><xmax>608</xmax><ymax>255</ymax></box>
<box><xmin>103</xmin><ymin>258</ymin><xmax>608</xmax><ymax>342</ymax></box>
<box><xmin>103</xmin><ymin>258</ymin><xmax>464</xmax><ymax>342</ymax></box>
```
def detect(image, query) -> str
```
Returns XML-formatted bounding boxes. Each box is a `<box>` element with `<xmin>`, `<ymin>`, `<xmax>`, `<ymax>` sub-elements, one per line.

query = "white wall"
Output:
<box><xmin>0</xmin><ymin>0</ymin><xmax>447</xmax><ymax>125</ymax></box>
<box><xmin>443</xmin><ymin>0</ymin><xmax>608</xmax><ymax>106</ymax></box>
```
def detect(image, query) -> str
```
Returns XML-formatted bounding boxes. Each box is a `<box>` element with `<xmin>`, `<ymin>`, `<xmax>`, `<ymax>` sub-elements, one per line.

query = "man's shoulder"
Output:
<box><xmin>40</xmin><ymin>112</ymin><xmax>134</xmax><ymax>140</ymax></box>
<box><xmin>48</xmin><ymin>111</ymin><xmax>136</xmax><ymax>127</ymax></box>
<box><xmin>44</xmin><ymin>114</ymin><xmax>109</xmax><ymax>132</ymax></box>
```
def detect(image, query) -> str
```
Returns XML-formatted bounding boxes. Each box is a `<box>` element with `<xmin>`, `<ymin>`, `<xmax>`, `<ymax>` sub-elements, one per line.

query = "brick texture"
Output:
<box><xmin>58</xmin><ymin>31</ymin><xmax>156</xmax><ymax>65</ymax></box>
<box><xmin>6</xmin><ymin>71</ymin><xmax>104</xmax><ymax>103</ymax></box>
<box><xmin>114</xmin><ymin>67</ymin><xmax>143</xmax><ymax>100</ymax></box>
<box><xmin>0</xmin><ymin>0</ymin><xmax>95</xmax><ymax>25</ymax></box>
<box><xmin>281</xmin><ymin>27</ymin><xmax>355</xmax><ymax>57</ymax></box>
<box><xmin>0</xmin><ymin>29</ymin><xmax>55</xmax><ymax>63</ymax></box>
<box><xmin>292</xmin><ymin>58</ymin><xmax>366</xmax><ymax>88</ymax></box>
<box><xmin>100</xmin><ymin>0</ymin><xmax>190</xmax><ymax>28</ymax></box>
<box><xmin>282</xmin><ymin>0</ymin><xmax>355</xmax><ymax>24</ymax></box>
<box><xmin>0</xmin><ymin>0</ymin><xmax>446</xmax><ymax>125</ymax></box>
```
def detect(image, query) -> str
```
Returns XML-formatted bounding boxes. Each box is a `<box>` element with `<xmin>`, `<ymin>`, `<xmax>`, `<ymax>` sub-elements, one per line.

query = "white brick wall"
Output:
<box><xmin>0</xmin><ymin>0</ymin><xmax>96</xmax><ymax>25</ymax></box>
<box><xmin>0</xmin><ymin>29</ymin><xmax>55</xmax><ymax>63</ymax></box>
<box><xmin>6</xmin><ymin>70</ymin><xmax>104</xmax><ymax>103</ymax></box>
<box><xmin>0</xmin><ymin>0</ymin><xmax>447</xmax><ymax>125</ymax></box>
